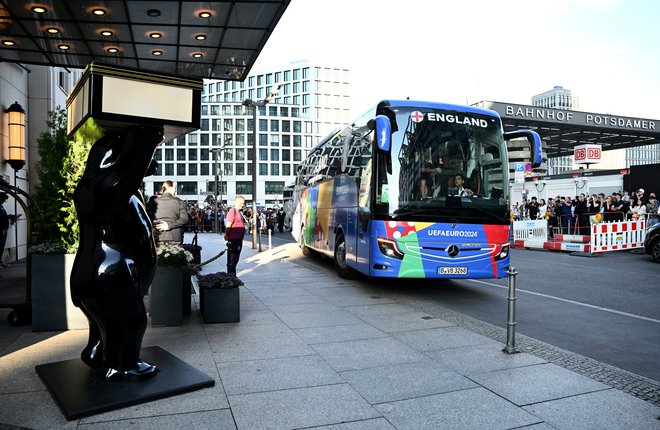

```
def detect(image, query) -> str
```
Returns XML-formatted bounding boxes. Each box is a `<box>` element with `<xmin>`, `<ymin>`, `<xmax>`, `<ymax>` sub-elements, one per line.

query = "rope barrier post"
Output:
<box><xmin>503</xmin><ymin>266</ymin><xmax>520</xmax><ymax>354</ymax></box>
<box><xmin>268</xmin><ymin>229</ymin><xmax>272</xmax><ymax>250</ymax></box>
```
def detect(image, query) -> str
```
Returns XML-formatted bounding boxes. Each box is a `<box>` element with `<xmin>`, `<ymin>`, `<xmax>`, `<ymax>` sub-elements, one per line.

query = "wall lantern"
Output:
<box><xmin>5</xmin><ymin>101</ymin><xmax>26</xmax><ymax>171</ymax></box>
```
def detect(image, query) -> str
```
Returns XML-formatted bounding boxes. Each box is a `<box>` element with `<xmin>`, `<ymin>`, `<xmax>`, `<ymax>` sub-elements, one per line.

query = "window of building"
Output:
<box><xmin>269</xmin><ymin>106</ymin><xmax>277</xmax><ymax>116</ymax></box>
<box><xmin>291</xmin><ymin>107</ymin><xmax>300</xmax><ymax>118</ymax></box>
<box><xmin>280</xmin><ymin>107</ymin><xmax>289</xmax><ymax>117</ymax></box>
<box><xmin>154</xmin><ymin>149</ymin><xmax>162</xmax><ymax>160</ymax></box>
<box><xmin>189</xmin><ymin>163</ymin><xmax>198</xmax><ymax>175</ymax></box>
<box><xmin>282</xmin><ymin>164</ymin><xmax>290</xmax><ymax>176</ymax></box>
<box><xmin>270</xmin><ymin>120</ymin><xmax>279</xmax><ymax>132</ymax></box>
<box><xmin>236</xmin><ymin>119</ymin><xmax>245</xmax><ymax>131</ymax></box>
<box><xmin>236</xmin><ymin>148</ymin><xmax>245</xmax><ymax>160</ymax></box>
<box><xmin>236</xmin><ymin>134</ymin><xmax>245</xmax><ymax>146</ymax></box>
<box><xmin>165</xmin><ymin>164</ymin><xmax>174</xmax><ymax>175</ymax></box>
<box><xmin>177</xmin><ymin>163</ymin><xmax>186</xmax><ymax>175</ymax></box>
<box><xmin>155</xmin><ymin>163</ymin><xmax>163</xmax><ymax>176</ymax></box>
<box><xmin>259</xmin><ymin>163</ymin><xmax>268</xmax><ymax>175</ymax></box>
<box><xmin>222</xmin><ymin>105</ymin><xmax>232</xmax><ymax>115</ymax></box>
<box><xmin>165</xmin><ymin>149</ymin><xmax>174</xmax><ymax>161</ymax></box>
<box><xmin>293</xmin><ymin>150</ymin><xmax>301</xmax><ymax>161</ymax></box>
<box><xmin>236</xmin><ymin>163</ymin><xmax>245</xmax><ymax>175</ymax></box>
<box><xmin>201</xmin><ymin>163</ymin><xmax>209</xmax><ymax>175</ymax></box>
<box><xmin>236</xmin><ymin>181</ymin><xmax>252</xmax><ymax>194</ymax></box>
<box><xmin>293</xmin><ymin>136</ymin><xmax>301</xmax><ymax>147</ymax></box>
<box><xmin>259</xmin><ymin>148</ymin><xmax>268</xmax><ymax>161</ymax></box>
<box><xmin>201</xmin><ymin>119</ymin><xmax>209</xmax><ymax>131</ymax></box>
<box><xmin>293</xmin><ymin>69</ymin><xmax>300</xmax><ymax>80</ymax></box>
<box><xmin>284</xmin><ymin>70</ymin><xmax>291</xmax><ymax>81</ymax></box>
<box><xmin>234</xmin><ymin>105</ymin><xmax>243</xmax><ymax>115</ymax></box>
<box><xmin>187</xmin><ymin>134</ymin><xmax>198</xmax><ymax>144</ymax></box>
<box><xmin>212</xmin><ymin>119</ymin><xmax>221</xmax><ymax>131</ymax></box>
<box><xmin>201</xmin><ymin>105</ymin><xmax>208</xmax><ymax>115</ymax></box>
<box><xmin>224</xmin><ymin>119</ymin><xmax>233</xmax><ymax>131</ymax></box>
<box><xmin>270</xmin><ymin>149</ymin><xmax>279</xmax><ymax>161</ymax></box>
<box><xmin>282</xmin><ymin>135</ymin><xmax>291</xmax><ymax>147</ymax></box>
<box><xmin>303</xmin><ymin>67</ymin><xmax>309</xmax><ymax>79</ymax></box>
<box><xmin>259</xmin><ymin>134</ymin><xmax>268</xmax><ymax>146</ymax></box>
<box><xmin>200</xmin><ymin>148</ymin><xmax>210</xmax><ymax>160</ymax></box>
<box><xmin>177</xmin><ymin>181</ymin><xmax>197</xmax><ymax>195</ymax></box>
<box><xmin>188</xmin><ymin>148</ymin><xmax>197</xmax><ymax>160</ymax></box>
<box><xmin>201</xmin><ymin>134</ymin><xmax>209</xmax><ymax>146</ymax></box>
<box><xmin>275</xmin><ymin>71</ymin><xmax>282</xmax><ymax>82</ymax></box>
<box><xmin>270</xmin><ymin>164</ymin><xmax>279</xmax><ymax>176</ymax></box>
<box><xmin>282</xmin><ymin>149</ymin><xmax>290</xmax><ymax>161</ymax></box>
<box><xmin>259</xmin><ymin>119</ymin><xmax>268</xmax><ymax>132</ymax></box>
<box><xmin>270</xmin><ymin>135</ymin><xmax>279</xmax><ymax>146</ymax></box>
<box><xmin>210</xmin><ymin>105</ymin><xmax>220</xmax><ymax>115</ymax></box>
<box><xmin>265</xmin><ymin>181</ymin><xmax>285</xmax><ymax>194</ymax></box>
<box><xmin>223</xmin><ymin>164</ymin><xmax>233</xmax><ymax>175</ymax></box>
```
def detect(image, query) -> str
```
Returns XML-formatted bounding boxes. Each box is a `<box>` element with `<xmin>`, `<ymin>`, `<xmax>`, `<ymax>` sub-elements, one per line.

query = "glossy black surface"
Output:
<box><xmin>71</xmin><ymin>126</ymin><xmax>163</xmax><ymax>379</ymax></box>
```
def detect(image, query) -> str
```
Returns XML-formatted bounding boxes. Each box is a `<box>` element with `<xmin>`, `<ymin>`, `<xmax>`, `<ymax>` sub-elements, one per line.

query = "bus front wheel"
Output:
<box><xmin>334</xmin><ymin>235</ymin><xmax>356</xmax><ymax>279</ymax></box>
<box><xmin>300</xmin><ymin>230</ymin><xmax>312</xmax><ymax>256</ymax></box>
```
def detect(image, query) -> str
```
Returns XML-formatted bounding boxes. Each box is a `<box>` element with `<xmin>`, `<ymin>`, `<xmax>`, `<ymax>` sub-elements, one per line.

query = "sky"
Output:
<box><xmin>254</xmin><ymin>0</ymin><xmax>660</xmax><ymax>120</ymax></box>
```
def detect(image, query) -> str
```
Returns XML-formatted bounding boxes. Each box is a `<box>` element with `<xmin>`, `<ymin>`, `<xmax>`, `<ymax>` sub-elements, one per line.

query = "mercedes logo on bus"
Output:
<box><xmin>447</xmin><ymin>245</ymin><xmax>460</xmax><ymax>257</ymax></box>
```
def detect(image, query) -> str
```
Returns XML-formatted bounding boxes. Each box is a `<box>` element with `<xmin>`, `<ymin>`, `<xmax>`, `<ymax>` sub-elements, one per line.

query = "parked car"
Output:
<box><xmin>644</xmin><ymin>222</ymin><xmax>660</xmax><ymax>263</ymax></box>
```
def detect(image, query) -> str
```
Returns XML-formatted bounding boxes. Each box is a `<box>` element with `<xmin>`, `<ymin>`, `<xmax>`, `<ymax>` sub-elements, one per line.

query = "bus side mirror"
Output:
<box><xmin>504</xmin><ymin>129</ymin><xmax>542</xmax><ymax>168</ymax></box>
<box><xmin>374</xmin><ymin>115</ymin><xmax>391</xmax><ymax>152</ymax></box>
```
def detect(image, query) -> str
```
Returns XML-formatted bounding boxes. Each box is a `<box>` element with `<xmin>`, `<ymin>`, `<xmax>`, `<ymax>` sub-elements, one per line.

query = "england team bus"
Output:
<box><xmin>291</xmin><ymin>100</ymin><xmax>542</xmax><ymax>279</ymax></box>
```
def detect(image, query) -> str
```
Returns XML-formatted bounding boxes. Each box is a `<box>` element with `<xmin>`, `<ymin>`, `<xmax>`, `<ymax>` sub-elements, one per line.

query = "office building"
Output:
<box><xmin>145</xmin><ymin>61</ymin><xmax>351</xmax><ymax>206</ymax></box>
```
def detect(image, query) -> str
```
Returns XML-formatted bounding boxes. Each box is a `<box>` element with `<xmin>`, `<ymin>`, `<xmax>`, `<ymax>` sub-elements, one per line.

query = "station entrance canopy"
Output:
<box><xmin>0</xmin><ymin>1</ymin><xmax>290</xmax><ymax>80</ymax></box>
<box><xmin>475</xmin><ymin>101</ymin><xmax>659</xmax><ymax>158</ymax></box>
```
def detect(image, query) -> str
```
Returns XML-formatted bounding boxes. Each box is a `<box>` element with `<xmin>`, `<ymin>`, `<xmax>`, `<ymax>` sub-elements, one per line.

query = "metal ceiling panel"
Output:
<box><xmin>0</xmin><ymin>0</ymin><xmax>290</xmax><ymax>80</ymax></box>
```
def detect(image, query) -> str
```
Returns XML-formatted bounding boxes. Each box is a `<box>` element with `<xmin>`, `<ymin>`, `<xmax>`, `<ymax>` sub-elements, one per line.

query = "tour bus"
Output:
<box><xmin>291</xmin><ymin>100</ymin><xmax>542</xmax><ymax>279</ymax></box>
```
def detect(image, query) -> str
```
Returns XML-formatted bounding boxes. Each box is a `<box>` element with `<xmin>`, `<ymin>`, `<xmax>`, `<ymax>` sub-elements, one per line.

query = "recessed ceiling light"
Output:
<box><xmin>192</xmin><ymin>52</ymin><xmax>203</xmax><ymax>58</ymax></box>
<box><xmin>58</xmin><ymin>44</ymin><xmax>70</xmax><ymax>50</ymax></box>
<box><xmin>46</xmin><ymin>27</ymin><xmax>60</xmax><ymax>34</ymax></box>
<box><xmin>106</xmin><ymin>47</ymin><xmax>119</xmax><ymax>53</ymax></box>
<box><xmin>92</xmin><ymin>8</ymin><xmax>106</xmax><ymax>16</ymax></box>
<box><xmin>31</xmin><ymin>6</ymin><xmax>47</xmax><ymax>14</ymax></box>
<box><xmin>100</xmin><ymin>30</ymin><xmax>113</xmax><ymax>37</ymax></box>
<box><xmin>2</xmin><ymin>40</ymin><xmax>16</xmax><ymax>46</ymax></box>
<box><xmin>195</xmin><ymin>34</ymin><xmax>207</xmax><ymax>41</ymax></box>
<box><xmin>149</xmin><ymin>32</ymin><xmax>162</xmax><ymax>39</ymax></box>
<box><xmin>152</xmin><ymin>50</ymin><xmax>163</xmax><ymax>56</ymax></box>
<box><xmin>198</xmin><ymin>11</ymin><xmax>212</xmax><ymax>18</ymax></box>
<box><xmin>147</xmin><ymin>9</ymin><xmax>161</xmax><ymax>17</ymax></box>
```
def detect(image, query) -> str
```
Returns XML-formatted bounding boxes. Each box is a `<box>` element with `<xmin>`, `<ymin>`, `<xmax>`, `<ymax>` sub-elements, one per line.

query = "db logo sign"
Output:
<box><xmin>574</xmin><ymin>144</ymin><xmax>602</xmax><ymax>163</ymax></box>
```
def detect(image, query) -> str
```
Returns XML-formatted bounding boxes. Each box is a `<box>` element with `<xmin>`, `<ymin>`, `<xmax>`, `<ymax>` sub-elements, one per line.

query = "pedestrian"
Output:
<box><xmin>154</xmin><ymin>181</ymin><xmax>189</xmax><ymax>245</ymax></box>
<box><xmin>224</xmin><ymin>195</ymin><xmax>247</xmax><ymax>275</ymax></box>
<box><xmin>0</xmin><ymin>192</ymin><xmax>19</xmax><ymax>267</ymax></box>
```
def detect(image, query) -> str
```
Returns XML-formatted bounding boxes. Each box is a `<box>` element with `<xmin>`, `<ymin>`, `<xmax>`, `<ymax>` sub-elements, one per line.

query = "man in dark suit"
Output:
<box><xmin>153</xmin><ymin>181</ymin><xmax>189</xmax><ymax>245</ymax></box>
<box><xmin>0</xmin><ymin>192</ymin><xmax>18</xmax><ymax>267</ymax></box>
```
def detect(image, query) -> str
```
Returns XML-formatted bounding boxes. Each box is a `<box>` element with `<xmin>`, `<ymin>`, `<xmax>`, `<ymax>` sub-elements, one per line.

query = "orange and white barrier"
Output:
<box><xmin>590</xmin><ymin>219</ymin><xmax>646</xmax><ymax>253</ymax></box>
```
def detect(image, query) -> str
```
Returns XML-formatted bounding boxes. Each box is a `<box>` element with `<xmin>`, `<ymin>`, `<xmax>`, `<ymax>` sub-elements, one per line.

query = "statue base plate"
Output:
<box><xmin>35</xmin><ymin>346</ymin><xmax>215</xmax><ymax>420</ymax></box>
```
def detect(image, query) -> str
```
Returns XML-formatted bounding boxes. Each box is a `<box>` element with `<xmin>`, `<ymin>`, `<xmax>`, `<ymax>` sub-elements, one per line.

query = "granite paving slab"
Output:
<box><xmin>312</xmin><ymin>337</ymin><xmax>427</xmax><ymax>371</ymax></box>
<box><xmin>426</xmin><ymin>343</ymin><xmax>547</xmax><ymax>375</ymax></box>
<box><xmin>356</xmin><ymin>311</ymin><xmax>455</xmax><ymax>333</ymax></box>
<box><xmin>340</xmin><ymin>359</ymin><xmax>478</xmax><ymax>403</ymax></box>
<box><xmin>275</xmin><ymin>308</ymin><xmax>363</xmax><ymax>329</ymax></box>
<box><xmin>77</xmin><ymin>409</ymin><xmax>236</xmax><ymax>430</ymax></box>
<box><xmin>392</xmin><ymin>326</ymin><xmax>498</xmax><ymax>351</ymax></box>
<box><xmin>342</xmin><ymin>302</ymin><xmax>419</xmax><ymax>317</ymax></box>
<box><xmin>524</xmin><ymin>388</ymin><xmax>660</xmax><ymax>430</ymax></box>
<box><xmin>229</xmin><ymin>384</ymin><xmax>381</xmax><ymax>430</ymax></box>
<box><xmin>206</xmin><ymin>323</ymin><xmax>315</xmax><ymax>362</ymax></box>
<box><xmin>217</xmin><ymin>354</ymin><xmax>344</xmax><ymax>395</ymax></box>
<box><xmin>314</xmin><ymin>286</ymin><xmax>396</xmax><ymax>307</ymax></box>
<box><xmin>0</xmin><ymin>390</ymin><xmax>79</xmax><ymax>429</ymax></box>
<box><xmin>294</xmin><ymin>322</ymin><xmax>387</xmax><ymax>345</ymax></box>
<box><xmin>376</xmin><ymin>387</ymin><xmax>543</xmax><ymax>430</ymax></box>
<box><xmin>471</xmin><ymin>362</ymin><xmax>609</xmax><ymax>406</ymax></box>
<box><xmin>312</xmin><ymin>418</ymin><xmax>397</xmax><ymax>429</ymax></box>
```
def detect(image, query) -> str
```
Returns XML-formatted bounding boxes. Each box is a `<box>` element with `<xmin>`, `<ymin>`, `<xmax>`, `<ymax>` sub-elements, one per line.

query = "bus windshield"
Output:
<box><xmin>373</xmin><ymin>105</ymin><xmax>509</xmax><ymax>224</ymax></box>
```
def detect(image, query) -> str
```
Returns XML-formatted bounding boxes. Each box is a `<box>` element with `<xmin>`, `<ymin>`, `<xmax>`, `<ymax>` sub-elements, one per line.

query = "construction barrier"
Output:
<box><xmin>512</xmin><ymin>219</ymin><xmax>548</xmax><ymax>242</ymax></box>
<box><xmin>590</xmin><ymin>219</ymin><xmax>647</xmax><ymax>253</ymax></box>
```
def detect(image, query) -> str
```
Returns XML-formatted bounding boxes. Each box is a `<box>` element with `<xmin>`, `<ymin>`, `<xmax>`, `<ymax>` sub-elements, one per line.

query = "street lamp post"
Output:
<box><xmin>213</xmin><ymin>149</ymin><xmax>220</xmax><ymax>233</ymax></box>
<box><xmin>242</xmin><ymin>84</ymin><xmax>281</xmax><ymax>250</ymax></box>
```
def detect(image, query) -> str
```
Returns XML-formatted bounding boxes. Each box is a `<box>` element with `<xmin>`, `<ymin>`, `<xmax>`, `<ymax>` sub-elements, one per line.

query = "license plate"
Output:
<box><xmin>439</xmin><ymin>267</ymin><xmax>468</xmax><ymax>275</ymax></box>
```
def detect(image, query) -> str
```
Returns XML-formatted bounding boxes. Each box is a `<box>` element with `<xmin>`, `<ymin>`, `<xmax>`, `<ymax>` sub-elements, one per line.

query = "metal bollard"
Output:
<box><xmin>503</xmin><ymin>266</ymin><xmax>519</xmax><ymax>354</ymax></box>
<box><xmin>257</xmin><ymin>227</ymin><xmax>262</xmax><ymax>252</ymax></box>
<box><xmin>268</xmin><ymin>229</ymin><xmax>272</xmax><ymax>250</ymax></box>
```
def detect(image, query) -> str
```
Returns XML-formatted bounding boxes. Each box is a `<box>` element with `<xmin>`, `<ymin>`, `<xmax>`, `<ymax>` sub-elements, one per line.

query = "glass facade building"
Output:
<box><xmin>145</xmin><ymin>62</ymin><xmax>351</xmax><ymax>206</ymax></box>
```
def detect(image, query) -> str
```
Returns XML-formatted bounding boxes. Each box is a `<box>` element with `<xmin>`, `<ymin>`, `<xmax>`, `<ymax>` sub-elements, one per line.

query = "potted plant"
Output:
<box><xmin>150</xmin><ymin>244</ymin><xmax>198</xmax><ymax>326</ymax></box>
<box><xmin>196</xmin><ymin>272</ymin><xmax>243</xmax><ymax>323</ymax></box>
<box><xmin>29</xmin><ymin>108</ymin><xmax>91</xmax><ymax>331</ymax></box>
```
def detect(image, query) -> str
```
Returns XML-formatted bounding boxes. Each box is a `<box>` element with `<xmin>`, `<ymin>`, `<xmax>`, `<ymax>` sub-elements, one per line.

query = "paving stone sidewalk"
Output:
<box><xmin>0</xmin><ymin>232</ymin><xmax>658</xmax><ymax>429</ymax></box>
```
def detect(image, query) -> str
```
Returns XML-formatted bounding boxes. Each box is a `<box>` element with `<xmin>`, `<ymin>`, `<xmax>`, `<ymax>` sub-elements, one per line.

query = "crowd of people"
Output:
<box><xmin>512</xmin><ymin>188</ymin><xmax>659</xmax><ymax>235</ymax></box>
<box><xmin>183</xmin><ymin>202</ymin><xmax>289</xmax><ymax>235</ymax></box>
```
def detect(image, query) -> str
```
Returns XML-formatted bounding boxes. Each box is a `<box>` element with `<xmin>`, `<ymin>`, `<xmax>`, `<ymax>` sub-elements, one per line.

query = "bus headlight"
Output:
<box><xmin>377</xmin><ymin>238</ymin><xmax>404</xmax><ymax>260</ymax></box>
<box><xmin>495</xmin><ymin>243</ymin><xmax>510</xmax><ymax>261</ymax></box>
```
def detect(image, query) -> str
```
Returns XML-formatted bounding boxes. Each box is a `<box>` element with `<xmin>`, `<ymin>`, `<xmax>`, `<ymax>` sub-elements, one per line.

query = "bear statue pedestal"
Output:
<box><xmin>36</xmin><ymin>346</ymin><xmax>214</xmax><ymax>420</ymax></box>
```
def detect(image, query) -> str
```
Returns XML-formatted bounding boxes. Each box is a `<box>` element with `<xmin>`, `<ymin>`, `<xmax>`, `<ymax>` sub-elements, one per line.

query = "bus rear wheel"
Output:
<box><xmin>334</xmin><ymin>235</ymin><xmax>356</xmax><ymax>279</ymax></box>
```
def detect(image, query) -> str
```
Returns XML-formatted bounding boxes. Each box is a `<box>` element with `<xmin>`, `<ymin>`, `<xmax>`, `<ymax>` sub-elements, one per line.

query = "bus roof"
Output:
<box><xmin>378</xmin><ymin>99</ymin><xmax>499</xmax><ymax>118</ymax></box>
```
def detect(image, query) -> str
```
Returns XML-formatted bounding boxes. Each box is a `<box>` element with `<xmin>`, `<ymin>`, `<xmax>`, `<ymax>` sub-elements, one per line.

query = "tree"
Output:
<box><xmin>31</xmin><ymin>108</ymin><xmax>92</xmax><ymax>252</ymax></box>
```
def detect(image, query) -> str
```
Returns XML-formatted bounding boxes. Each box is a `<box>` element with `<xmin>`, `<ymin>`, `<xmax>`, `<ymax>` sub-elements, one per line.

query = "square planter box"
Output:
<box><xmin>200</xmin><ymin>287</ymin><xmax>240</xmax><ymax>324</ymax></box>
<box><xmin>31</xmin><ymin>254</ymin><xmax>88</xmax><ymax>331</ymax></box>
<box><xmin>150</xmin><ymin>266</ymin><xmax>183</xmax><ymax>326</ymax></box>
